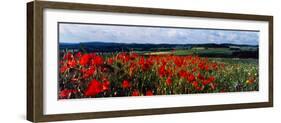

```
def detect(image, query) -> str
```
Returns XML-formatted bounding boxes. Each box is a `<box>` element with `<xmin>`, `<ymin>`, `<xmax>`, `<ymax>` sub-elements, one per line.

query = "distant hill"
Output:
<box><xmin>59</xmin><ymin>41</ymin><xmax>258</xmax><ymax>52</ymax></box>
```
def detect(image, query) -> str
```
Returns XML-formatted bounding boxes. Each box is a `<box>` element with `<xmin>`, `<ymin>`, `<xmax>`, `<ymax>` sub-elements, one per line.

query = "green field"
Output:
<box><xmin>141</xmin><ymin>47</ymin><xmax>258</xmax><ymax>59</ymax></box>
<box><xmin>174</xmin><ymin>48</ymin><xmax>233</xmax><ymax>56</ymax></box>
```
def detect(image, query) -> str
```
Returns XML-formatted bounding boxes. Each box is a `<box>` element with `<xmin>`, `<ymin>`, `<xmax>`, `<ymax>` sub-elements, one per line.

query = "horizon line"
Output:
<box><xmin>59</xmin><ymin>41</ymin><xmax>259</xmax><ymax>46</ymax></box>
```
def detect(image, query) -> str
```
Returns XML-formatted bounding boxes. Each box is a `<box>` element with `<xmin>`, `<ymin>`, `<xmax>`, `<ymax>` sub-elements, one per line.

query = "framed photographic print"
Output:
<box><xmin>27</xmin><ymin>1</ymin><xmax>273</xmax><ymax>122</ymax></box>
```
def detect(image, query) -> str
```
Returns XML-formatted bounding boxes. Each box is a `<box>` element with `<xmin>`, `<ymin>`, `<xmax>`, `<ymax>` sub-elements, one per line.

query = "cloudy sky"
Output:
<box><xmin>59</xmin><ymin>23</ymin><xmax>259</xmax><ymax>45</ymax></box>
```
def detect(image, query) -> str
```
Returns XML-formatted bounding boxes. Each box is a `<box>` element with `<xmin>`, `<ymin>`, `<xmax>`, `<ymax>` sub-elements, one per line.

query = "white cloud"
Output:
<box><xmin>59</xmin><ymin>23</ymin><xmax>259</xmax><ymax>45</ymax></box>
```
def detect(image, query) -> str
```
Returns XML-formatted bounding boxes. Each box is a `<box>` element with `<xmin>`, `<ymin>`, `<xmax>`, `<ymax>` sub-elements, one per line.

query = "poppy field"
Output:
<box><xmin>58</xmin><ymin>50</ymin><xmax>258</xmax><ymax>99</ymax></box>
<box><xmin>58</xmin><ymin>23</ymin><xmax>259</xmax><ymax>99</ymax></box>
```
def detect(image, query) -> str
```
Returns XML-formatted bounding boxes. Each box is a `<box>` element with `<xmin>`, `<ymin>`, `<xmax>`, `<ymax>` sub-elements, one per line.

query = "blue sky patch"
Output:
<box><xmin>59</xmin><ymin>23</ymin><xmax>259</xmax><ymax>45</ymax></box>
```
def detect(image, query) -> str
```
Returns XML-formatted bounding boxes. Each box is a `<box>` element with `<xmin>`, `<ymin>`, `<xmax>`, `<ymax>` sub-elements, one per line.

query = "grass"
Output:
<box><xmin>141</xmin><ymin>48</ymin><xmax>234</xmax><ymax>56</ymax></box>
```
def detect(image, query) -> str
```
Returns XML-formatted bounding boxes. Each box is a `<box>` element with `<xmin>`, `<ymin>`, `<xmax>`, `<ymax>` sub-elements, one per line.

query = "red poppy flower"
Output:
<box><xmin>132</xmin><ymin>90</ymin><xmax>140</xmax><ymax>96</ymax></box>
<box><xmin>212</xmin><ymin>63</ymin><xmax>218</xmax><ymax>70</ymax></box>
<box><xmin>174</xmin><ymin>58</ymin><xmax>183</xmax><ymax>67</ymax></box>
<box><xmin>92</xmin><ymin>56</ymin><xmax>104</xmax><ymax>65</ymax></box>
<box><xmin>205</xmin><ymin>65</ymin><xmax>209</xmax><ymax>71</ymax></box>
<box><xmin>67</xmin><ymin>59</ymin><xmax>77</xmax><ymax>68</ymax></box>
<box><xmin>192</xmin><ymin>67</ymin><xmax>197</xmax><ymax>72</ymax></box>
<box><xmin>102</xmin><ymin>80</ymin><xmax>110</xmax><ymax>91</ymax></box>
<box><xmin>80</xmin><ymin>54</ymin><xmax>91</xmax><ymax>66</ymax></box>
<box><xmin>146</xmin><ymin>90</ymin><xmax>153</xmax><ymax>96</ymax></box>
<box><xmin>59</xmin><ymin>89</ymin><xmax>71</xmax><ymax>99</ymax></box>
<box><xmin>166</xmin><ymin>68</ymin><xmax>172</xmax><ymax>76</ymax></box>
<box><xmin>75</xmin><ymin>52</ymin><xmax>82</xmax><ymax>58</ymax></box>
<box><xmin>63</xmin><ymin>52</ymin><xmax>73</xmax><ymax>60</ymax></box>
<box><xmin>193</xmin><ymin>81</ymin><xmax>202</xmax><ymax>91</ymax></box>
<box><xmin>122</xmin><ymin>80</ymin><xmax>130</xmax><ymax>89</ymax></box>
<box><xmin>60</xmin><ymin>65</ymin><xmax>68</xmax><ymax>73</ymax></box>
<box><xmin>197</xmin><ymin>73</ymin><xmax>205</xmax><ymax>80</ymax></box>
<box><xmin>166</xmin><ymin>76</ymin><xmax>172</xmax><ymax>86</ymax></box>
<box><xmin>208</xmin><ymin>76</ymin><xmax>215</xmax><ymax>82</ymax></box>
<box><xmin>85</xmin><ymin>79</ymin><xmax>102</xmax><ymax>97</ymax></box>
<box><xmin>198</xmin><ymin>62</ymin><xmax>205</xmax><ymax>70</ymax></box>
<box><xmin>158</xmin><ymin>65</ymin><xmax>167</xmax><ymax>77</ymax></box>
<box><xmin>202</xmin><ymin>79</ymin><xmax>211</xmax><ymax>86</ymax></box>
<box><xmin>82</xmin><ymin>67</ymin><xmax>95</xmax><ymax>79</ymax></box>
<box><xmin>107</xmin><ymin>58</ymin><xmax>114</xmax><ymax>65</ymax></box>
<box><xmin>187</xmin><ymin>74</ymin><xmax>195</xmax><ymax>82</ymax></box>
<box><xmin>179</xmin><ymin>70</ymin><xmax>188</xmax><ymax>78</ymax></box>
<box><xmin>139</xmin><ymin>57</ymin><xmax>153</xmax><ymax>71</ymax></box>
<box><xmin>117</xmin><ymin>52</ymin><xmax>130</xmax><ymax>63</ymax></box>
<box><xmin>161</xmin><ymin>59</ymin><xmax>167</xmax><ymax>66</ymax></box>
<box><xmin>130</xmin><ymin>53</ymin><xmax>139</xmax><ymax>60</ymax></box>
<box><xmin>192</xmin><ymin>81</ymin><xmax>199</xmax><ymax>88</ymax></box>
<box><xmin>59</xmin><ymin>89</ymin><xmax>77</xmax><ymax>99</ymax></box>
